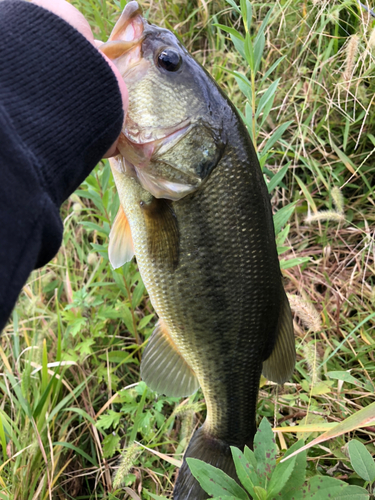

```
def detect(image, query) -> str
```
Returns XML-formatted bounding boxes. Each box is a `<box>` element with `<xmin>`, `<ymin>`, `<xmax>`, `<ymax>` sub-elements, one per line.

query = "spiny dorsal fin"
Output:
<box><xmin>262</xmin><ymin>291</ymin><xmax>295</xmax><ymax>384</ymax></box>
<box><xmin>141</xmin><ymin>321</ymin><xmax>199</xmax><ymax>397</ymax></box>
<box><xmin>141</xmin><ymin>197</ymin><xmax>179</xmax><ymax>270</ymax></box>
<box><xmin>108</xmin><ymin>206</ymin><xmax>134</xmax><ymax>269</ymax></box>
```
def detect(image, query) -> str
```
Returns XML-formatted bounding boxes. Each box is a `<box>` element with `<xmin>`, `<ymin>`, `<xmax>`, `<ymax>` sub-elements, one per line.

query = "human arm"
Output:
<box><xmin>0</xmin><ymin>0</ymin><xmax>126</xmax><ymax>330</ymax></box>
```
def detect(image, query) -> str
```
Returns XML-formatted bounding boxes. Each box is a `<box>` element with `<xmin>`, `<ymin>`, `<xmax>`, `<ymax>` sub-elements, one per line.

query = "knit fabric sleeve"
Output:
<box><xmin>0</xmin><ymin>0</ymin><xmax>124</xmax><ymax>331</ymax></box>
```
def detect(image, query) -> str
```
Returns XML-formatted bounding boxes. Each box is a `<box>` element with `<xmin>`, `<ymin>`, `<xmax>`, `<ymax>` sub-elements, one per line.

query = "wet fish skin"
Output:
<box><xmin>103</xmin><ymin>3</ymin><xmax>295</xmax><ymax>499</ymax></box>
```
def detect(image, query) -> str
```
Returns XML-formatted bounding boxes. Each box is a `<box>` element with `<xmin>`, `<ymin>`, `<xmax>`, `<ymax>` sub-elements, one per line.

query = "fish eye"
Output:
<box><xmin>157</xmin><ymin>49</ymin><xmax>182</xmax><ymax>72</ymax></box>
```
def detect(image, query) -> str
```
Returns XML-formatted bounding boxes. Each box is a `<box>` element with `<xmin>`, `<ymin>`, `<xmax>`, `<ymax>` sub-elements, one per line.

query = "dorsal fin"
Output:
<box><xmin>262</xmin><ymin>291</ymin><xmax>296</xmax><ymax>384</ymax></box>
<box><xmin>108</xmin><ymin>206</ymin><xmax>134</xmax><ymax>269</ymax></box>
<box><xmin>141</xmin><ymin>321</ymin><xmax>199</xmax><ymax>397</ymax></box>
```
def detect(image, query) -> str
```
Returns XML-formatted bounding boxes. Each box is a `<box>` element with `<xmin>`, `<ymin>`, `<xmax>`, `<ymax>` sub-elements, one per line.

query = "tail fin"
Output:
<box><xmin>173</xmin><ymin>427</ymin><xmax>238</xmax><ymax>500</ymax></box>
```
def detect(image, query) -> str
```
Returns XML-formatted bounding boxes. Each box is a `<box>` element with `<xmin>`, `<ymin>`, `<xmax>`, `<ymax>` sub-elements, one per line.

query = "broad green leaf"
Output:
<box><xmin>99</xmin><ymin>351</ymin><xmax>134</xmax><ymax>363</ymax></box>
<box><xmin>102</xmin><ymin>433</ymin><xmax>121</xmax><ymax>458</ymax></box>
<box><xmin>253</xmin><ymin>418</ymin><xmax>277</xmax><ymax>484</ymax></box>
<box><xmin>75</xmin><ymin>189</ymin><xmax>103</xmax><ymax>210</ymax></box>
<box><xmin>0</xmin><ymin>413</ymin><xmax>7</xmax><ymax>462</ymax></box>
<box><xmin>273</xmin><ymin>202</ymin><xmax>297</xmax><ymax>235</ymax></box>
<box><xmin>244</xmin><ymin>33</ymin><xmax>254</xmax><ymax>68</ymax></box>
<box><xmin>33</xmin><ymin>371</ymin><xmax>57</xmax><ymax>420</ymax></box>
<box><xmin>96</xmin><ymin>410</ymin><xmax>121</xmax><ymax>430</ymax></box>
<box><xmin>277</xmin><ymin>246</ymin><xmax>290</xmax><ymax>255</ymax></box>
<box><xmin>101</xmin><ymin>160</ymin><xmax>111</xmax><ymax>192</ymax></box>
<box><xmin>121</xmin><ymin>304</ymin><xmax>135</xmax><ymax>335</ymax></box>
<box><xmin>211</xmin><ymin>497</ymin><xmax>242</xmax><ymax>500</ymax></box>
<box><xmin>328</xmin><ymin>371</ymin><xmax>365</xmax><ymax>389</ymax></box>
<box><xmin>261</xmin><ymin>55</ymin><xmax>286</xmax><ymax>84</ymax></box>
<box><xmin>306</xmin><ymin>476</ymin><xmax>367</xmax><ymax>499</ymax></box>
<box><xmin>278</xmin><ymin>441</ymin><xmax>307</xmax><ymax>500</ymax></box>
<box><xmin>310</xmin><ymin>381</ymin><xmax>332</xmax><ymax>396</ymax></box>
<box><xmin>132</xmin><ymin>280</ymin><xmax>145</xmax><ymax>309</ymax></box>
<box><xmin>214</xmin><ymin>23</ymin><xmax>244</xmax><ymax>40</ymax></box>
<box><xmin>244</xmin><ymin>445</ymin><xmax>258</xmax><ymax>469</ymax></box>
<box><xmin>274</xmin><ymin>423</ymin><xmax>335</xmax><ymax>434</ymax></box>
<box><xmin>253</xmin><ymin>30</ymin><xmax>265</xmax><ymax>73</ymax></box>
<box><xmin>240</xmin><ymin>0</ymin><xmax>252</xmax><ymax>33</ymax></box>
<box><xmin>259</xmin><ymin>122</ymin><xmax>293</xmax><ymax>159</ymax></box>
<box><xmin>336</xmin><ymin>485</ymin><xmax>370</xmax><ymax>499</ymax></box>
<box><xmin>331</xmin><ymin>141</ymin><xmax>356</xmax><ymax>175</ymax></box>
<box><xmin>281</xmin><ymin>402</ymin><xmax>375</xmax><ymax>462</ymax></box>
<box><xmin>295</xmin><ymin>175</ymin><xmax>318</xmax><ymax>213</ymax></box>
<box><xmin>80</xmin><ymin>221</ymin><xmax>108</xmax><ymax>235</ymax></box>
<box><xmin>255</xmin><ymin>79</ymin><xmax>280</xmax><ymax>121</ymax></box>
<box><xmin>275</xmin><ymin>224</ymin><xmax>290</xmax><ymax>247</ymax></box>
<box><xmin>53</xmin><ymin>441</ymin><xmax>98</xmax><ymax>466</ymax></box>
<box><xmin>267</xmin><ymin>163</ymin><xmax>290</xmax><ymax>193</ymax></box>
<box><xmin>186</xmin><ymin>458</ymin><xmax>249</xmax><ymax>500</ymax></box>
<box><xmin>234</xmin><ymin>75</ymin><xmax>252</xmax><ymax>102</ymax></box>
<box><xmin>138</xmin><ymin>314</ymin><xmax>154</xmax><ymax>330</ymax></box>
<box><xmin>226</xmin><ymin>0</ymin><xmax>241</xmax><ymax>14</ymax></box>
<box><xmin>266</xmin><ymin>454</ymin><xmax>297</xmax><ymax>498</ymax></box>
<box><xmin>348</xmin><ymin>439</ymin><xmax>375</xmax><ymax>482</ymax></box>
<box><xmin>245</xmin><ymin>0</ymin><xmax>252</xmax><ymax>32</ymax></box>
<box><xmin>62</xmin><ymin>407</ymin><xmax>96</xmax><ymax>426</ymax></box>
<box><xmin>253</xmin><ymin>486</ymin><xmax>267</xmax><ymax>500</ymax></box>
<box><xmin>4</xmin><ymin>369</ymin><xmax>32</xmax><ymax>419</ymax></box>
<box><xmin>280</xmin><ymin>257</ymin><xmax>310</xmax><ymax>270</ymax></box>
<box><xmin>129</xmin><ymin>387</ymin><xmax>148</xmax><ymax>443</ymax></box>
<box><xmin>231</xmin><ymin>34</ymin><xmax>245</xmax><ymax>60</ymax></box>
<box><xmin>231</xmin><ymin>446</ymin><xmax>257</xmax><ymax>497</ymax></box>
<box><xmin>255</xmin><ymin>6</ymin><xmax>274</xmax><ymax>41</ymax></box>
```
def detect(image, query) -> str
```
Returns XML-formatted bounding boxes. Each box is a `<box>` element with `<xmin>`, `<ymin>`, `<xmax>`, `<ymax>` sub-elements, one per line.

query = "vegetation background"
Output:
<box><xmin>1</xmin><ymin>0</ymin><xmax>374</xmax><ymax>498</ymax></box>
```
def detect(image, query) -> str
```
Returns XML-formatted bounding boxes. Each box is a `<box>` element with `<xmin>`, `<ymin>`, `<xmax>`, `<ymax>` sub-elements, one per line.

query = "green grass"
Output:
<box><xmin>1</xmin><ymin>0</ymin><xmax>375</xmax><ymax>498</ymax></box>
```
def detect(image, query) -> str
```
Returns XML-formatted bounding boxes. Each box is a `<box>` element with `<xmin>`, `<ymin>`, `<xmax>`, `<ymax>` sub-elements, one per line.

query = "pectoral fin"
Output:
<box><xmin>262</xmin><ymin>291</ymin><xmax>295</xmax><ymax>384</ymax></box>
<box><xmin>141</xmin><ymin>197</ymin><xmax>179</xmax><ymax>270</ymax></box>
<box><xmin>108</xmin><ymin>207</ymin><xmax>134</xmax><ymax>269</ymax></box>
<box><xmin>141</xmin><ymin>321</ymin><xmax>199</xmax><ymax>397</ymax></box>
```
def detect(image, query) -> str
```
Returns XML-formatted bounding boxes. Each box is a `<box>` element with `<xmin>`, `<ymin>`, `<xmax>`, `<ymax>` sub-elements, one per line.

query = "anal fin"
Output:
<box><xmin>108</xmin><ymin>206</ymin><xmax>134</xmax><ymax>269</ymax></box>
<box><xmin>141</xmin><ymin>321</ymin><xmax>199</xmax><ymax>397</ymax></box>
<box><xmin>262</xmin><ymin>290</ymin><xmax>296</xmax><ymax>384</ymax></box>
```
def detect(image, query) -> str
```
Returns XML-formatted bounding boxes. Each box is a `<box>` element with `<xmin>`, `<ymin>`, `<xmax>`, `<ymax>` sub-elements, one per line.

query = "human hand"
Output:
<box><xmin>31</xmin><ymin>0</ymin><xmax>128</xmax><ymax>158</ymax></box>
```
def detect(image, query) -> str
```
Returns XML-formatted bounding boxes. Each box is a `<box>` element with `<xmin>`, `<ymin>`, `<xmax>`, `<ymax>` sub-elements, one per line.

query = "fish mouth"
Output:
<box><xmin>99</xmin><ymin>2</ymin><xmax>145</xmax><ymax>59</ymax></box>
<box><xmin>101</xmin><ymin>2</ymin><xmax>197</xmax><ymax>200</ymax></box>
<box><xmin>101</xmin><ymin>1</ymin><xmax>190</xmax><ymax>146</ymax></box>
<box><xmin>115</xmin><ymin>122</ymin><xmax>200</xmax><ymax>201</ymax></box>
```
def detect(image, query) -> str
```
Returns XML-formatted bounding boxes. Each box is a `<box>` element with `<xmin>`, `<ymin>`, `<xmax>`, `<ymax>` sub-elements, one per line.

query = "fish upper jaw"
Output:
<box><xmin>99</xmin><ymin>1</ymin><xmax>145</xmax><ymax>75</ymax></box>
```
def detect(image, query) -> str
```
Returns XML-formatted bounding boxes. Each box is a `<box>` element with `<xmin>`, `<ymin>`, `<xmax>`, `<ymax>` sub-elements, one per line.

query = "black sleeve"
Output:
<box><xmin>0</xmin><ymin>0</ymin><xmax>124</xmax><ymax>331</ymax></box>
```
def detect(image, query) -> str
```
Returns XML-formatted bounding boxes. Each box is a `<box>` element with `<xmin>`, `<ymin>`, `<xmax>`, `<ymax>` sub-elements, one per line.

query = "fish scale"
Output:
<box><xmin>137</xmin><ymin>130</ymin><xmax>278</xmax><ymax>437</ymax></box>
<box><xmin>103</xmin><ymin>2</ymin><xmax>295</xmax><ymax>498</ymax></box>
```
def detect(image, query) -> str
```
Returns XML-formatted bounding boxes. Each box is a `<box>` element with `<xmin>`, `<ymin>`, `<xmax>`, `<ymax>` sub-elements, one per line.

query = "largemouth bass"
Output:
<box><xmin>100</xmin><ymin>3</ymin><xmax>295</xmax><ymax>498</ymax></box>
